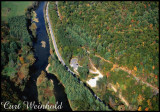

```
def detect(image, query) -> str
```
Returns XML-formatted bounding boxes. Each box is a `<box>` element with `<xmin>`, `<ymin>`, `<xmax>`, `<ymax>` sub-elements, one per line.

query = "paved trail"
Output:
<box><xmin>46</xmin><ymin>2</ymin><xmax>65</xmax><ymax>66</ymax></box>
<box><xmin>45</xmin><ymin>2</ymin><xmax>109</xmax><ymax>108</ymax></box>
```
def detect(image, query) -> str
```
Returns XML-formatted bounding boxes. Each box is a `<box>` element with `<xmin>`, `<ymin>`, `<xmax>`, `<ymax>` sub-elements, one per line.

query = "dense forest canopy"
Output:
<box><xmin>1</xmin><ymin>16</ymin><xmax>35</xmax><ymax>91</ymax></box>
<box><xmin>1</xmin><ymin>1</ymin><xmax>159</xmax><ymax>111</ymax></box>
<box><xmin>1</xmin><ymin>1</ymin><xmax>38</xmax><ymax>111</ymax></box>
<box><xmin>57</xmin><ymin>1</ymin><xmax>159</xmax><ymax>77</ymax></box>
<box><xmin>48</xmin><ymin>1</ymin><xmax>159</xmax><ymax>111</ymax></box>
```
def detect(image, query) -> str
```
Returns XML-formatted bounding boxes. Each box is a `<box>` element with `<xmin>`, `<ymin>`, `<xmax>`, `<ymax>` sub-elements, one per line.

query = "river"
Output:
<box><xmin>23</xmin><ymin>2</ymin><xmax>72</xmax><ymax>111</ymax></box>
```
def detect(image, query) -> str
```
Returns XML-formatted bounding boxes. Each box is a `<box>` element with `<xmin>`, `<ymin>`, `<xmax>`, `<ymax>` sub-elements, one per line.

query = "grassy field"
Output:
<box><xmin>1</xmin><ymin>1</ymin><xmax>33</xmax><ymax>22</ymax></box>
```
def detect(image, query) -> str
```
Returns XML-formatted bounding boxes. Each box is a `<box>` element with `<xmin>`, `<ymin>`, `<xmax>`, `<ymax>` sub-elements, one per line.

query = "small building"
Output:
<box><xmin>70</xmin><ymin>58</ymin><xmax>79</xmax><ymax>71</ymax></box>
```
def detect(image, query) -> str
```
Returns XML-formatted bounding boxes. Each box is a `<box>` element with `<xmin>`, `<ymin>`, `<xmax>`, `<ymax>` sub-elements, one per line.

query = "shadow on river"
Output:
<box><xmin>23</xmin><ymin>2</ymin><xmax>72</xmax><ymax>111</ymax></box>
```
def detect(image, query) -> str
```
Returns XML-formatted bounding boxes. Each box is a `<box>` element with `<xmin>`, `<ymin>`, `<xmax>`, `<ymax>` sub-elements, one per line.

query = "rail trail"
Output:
<box><xmin>46</xmin><ymin>1</ymin><xmax>110</xmax><ymax>109</ymax></box>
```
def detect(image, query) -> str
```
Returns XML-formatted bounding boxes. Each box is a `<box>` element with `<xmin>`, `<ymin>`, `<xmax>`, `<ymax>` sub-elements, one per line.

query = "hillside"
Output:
<box><xmin>48</xmin><ymin>1</ymin><xmax>159</xmax><ymax>111</ymax></box>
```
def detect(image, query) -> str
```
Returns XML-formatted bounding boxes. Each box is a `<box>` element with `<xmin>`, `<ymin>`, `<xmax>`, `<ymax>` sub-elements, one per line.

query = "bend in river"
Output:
<box><xmin>23</xmin><ymin>2</ymin><xmax>72</xmax><ymax>111</ymax></box>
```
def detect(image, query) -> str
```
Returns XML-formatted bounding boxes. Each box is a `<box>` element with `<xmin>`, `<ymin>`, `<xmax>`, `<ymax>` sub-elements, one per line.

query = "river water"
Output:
<box><xmin>23</xmin><ymin>2</ymin><xmax>72</xmax><ymax>111</ymax></box>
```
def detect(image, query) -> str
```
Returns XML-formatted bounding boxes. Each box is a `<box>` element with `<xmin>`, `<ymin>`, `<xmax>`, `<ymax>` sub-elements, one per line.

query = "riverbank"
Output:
<box><xmin>44</xmin><ymin>1</ymin><xmax>111</xmax><ymax>111</ymax></box>
<box><xmin>45</xmin><ymin>1</ymin><xmax>159</xmax><ymax>111</ymax></box>
<box><xmin>43</xmin><ymin>2</ymin><xmax>53</xmax><ymax>74</ymax></box>
<box><xmin>1</xmin><ymin>1</ymin><xmax>40</xmax><ymax>111</ymax></box>
<box><xmin>43</xmin><ymin>2</ymin><xmax>72</xmax><ymax>111</ymax></box>
<box><xmin>43</xmin><ymin>1</ymin><xmax>70</xmax><ymax>101</ymax></box>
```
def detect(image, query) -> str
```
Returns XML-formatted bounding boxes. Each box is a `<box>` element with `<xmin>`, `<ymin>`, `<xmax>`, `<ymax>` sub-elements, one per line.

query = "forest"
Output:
<box><xmin>1</xmin><ymin>1</ymin><xmax>39</xmax><ymax>111</ymax></box>
<box><xmin>36</xmin><ymin>70</ymin><xmax>56</xmax><ymax>111</ymax></box>
<box><xmin>1</xmin><ymin>1</ymin><xmax>159</xmax><ymax>111</ymax></box>
<box><xmin>48</xmin><ymin>1</ymin><xmax>159</xmax><ymax>111</ymax></box>
<box><xmin>1</xmin><ymin>15</ymin><xmax>35</xmax><ymax>91</ymax></box>
<box><xmin>47</xmin><ymin>53</ymin><xmax>111</xmax><ymax>111</ymax></box>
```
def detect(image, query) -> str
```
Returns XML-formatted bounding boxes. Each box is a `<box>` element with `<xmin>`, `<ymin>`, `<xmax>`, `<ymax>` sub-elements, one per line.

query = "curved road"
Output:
<box><xmin>46</xmin><ymin>2</ymin><xmax>76</xmax><ymax>75</ymax></box>
<box><xmin>46</xmin><ymin>2</ymin><xmax>65</xmax><ymax>66</ymax></box>
<box><xmin>45</xmin><ymin>1</ymin><xmax>111</xmax><ymax>108</ymax></box>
